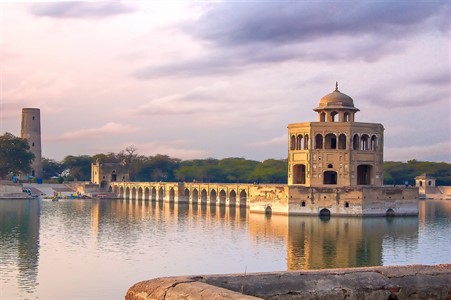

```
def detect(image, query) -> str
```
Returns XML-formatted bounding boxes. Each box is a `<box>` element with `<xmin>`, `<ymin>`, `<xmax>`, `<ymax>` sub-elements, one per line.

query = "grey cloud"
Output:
<box><xmin>189</xmin><ymin>1</ymin><xmax>449</xmax><ymax>46</ymax></box>
<box><xmin>29</xmin><ymin>2</ymin><xmax>134</xmax><ymax>19</ymax></box>
<box><xmin>134</xmin><ymin>1</ymin><xmax>448</xmax><ymax>79</ymax></box>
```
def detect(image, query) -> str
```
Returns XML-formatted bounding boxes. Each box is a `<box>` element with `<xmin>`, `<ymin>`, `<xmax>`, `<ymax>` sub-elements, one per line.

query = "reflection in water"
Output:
<box><xmin>0</xmin><ymin>199</ymin><xmax>40</xmax><ymax>297</ymax></box>
<box><xmin>1</xmin><ymin>198</ymin><xmax>449</xmax><ymax>299</ymax></box>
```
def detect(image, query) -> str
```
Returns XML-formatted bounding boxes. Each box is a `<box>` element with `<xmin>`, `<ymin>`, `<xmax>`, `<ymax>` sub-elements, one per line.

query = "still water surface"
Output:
<box><xmin>1</xmin><ymin>199</ymin><xmax>450</xmax><ymax>299</ymax></box>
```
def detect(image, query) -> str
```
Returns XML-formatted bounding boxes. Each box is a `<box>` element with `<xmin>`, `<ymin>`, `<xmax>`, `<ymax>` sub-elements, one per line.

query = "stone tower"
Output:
<box><xmin>21</xmin><ymin>108</ymin><xmax>42</xmax><ymax>179</ymax></box>
<box><xmin>288</xmin><ymin>83</ymin><xmax>384</xmax><ymax>187</ymax></box>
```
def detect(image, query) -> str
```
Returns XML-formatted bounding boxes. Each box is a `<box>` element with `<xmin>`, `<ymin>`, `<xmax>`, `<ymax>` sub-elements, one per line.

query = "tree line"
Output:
<box><xmin>1</xmin><ymin>133</ymin><xmax>450</xmax><ymax>185</ymax></box>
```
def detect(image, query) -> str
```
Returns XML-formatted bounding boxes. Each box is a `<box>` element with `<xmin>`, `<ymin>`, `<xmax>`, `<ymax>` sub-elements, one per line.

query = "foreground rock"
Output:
<box><xmin>126</xmin><ymin>264</ymin><xmax>451</xmax><ymax>300</ymax></box>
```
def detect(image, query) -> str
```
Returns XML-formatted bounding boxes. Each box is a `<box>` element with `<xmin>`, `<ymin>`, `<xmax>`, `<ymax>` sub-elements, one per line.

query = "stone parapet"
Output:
<box><xmin>126</xmin><ymin>264</ymin><xmax>451</xmax><ymax>300</ymax></box>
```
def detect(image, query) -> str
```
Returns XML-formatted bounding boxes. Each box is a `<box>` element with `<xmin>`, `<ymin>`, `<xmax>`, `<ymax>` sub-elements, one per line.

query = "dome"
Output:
<box><xmin>314</xmin><ymin>83</ymin><xmax>358</xmax><ymax>111</ymax></box>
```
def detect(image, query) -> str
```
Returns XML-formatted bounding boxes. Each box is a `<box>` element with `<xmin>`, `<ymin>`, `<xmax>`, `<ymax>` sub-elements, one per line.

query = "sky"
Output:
<box><xmin>0</xmin><ymin>1</ymin><xmax>450</xmax><ymax>163</ymax></box>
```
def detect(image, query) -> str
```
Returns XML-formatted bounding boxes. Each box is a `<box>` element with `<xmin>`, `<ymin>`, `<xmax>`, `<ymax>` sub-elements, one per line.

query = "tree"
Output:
<box><xmin>42</xmin><ymin>158</ymin><xmax>63</xmax><ymax>179</ymax></box>
<box><xmin>0</xmin><ymin>132</ymin><xmax>35</xmax><ymax>179</ymax></box>
<box><xmin>61</xmin><ymin>155</ymin><xmax>92</xmax><ymax>181</ymax></box>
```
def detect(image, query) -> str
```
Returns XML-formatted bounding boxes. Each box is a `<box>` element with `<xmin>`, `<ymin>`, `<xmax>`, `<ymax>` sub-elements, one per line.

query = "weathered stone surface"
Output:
<box><xmin>126</xmin><ymin>264</ymin><xmax>451</xmax><ymax>300</ymax></box>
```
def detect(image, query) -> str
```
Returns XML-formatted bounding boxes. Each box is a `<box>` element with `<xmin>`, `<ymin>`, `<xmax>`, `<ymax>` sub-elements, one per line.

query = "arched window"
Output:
<box><xmin>361</xmin><ymin>134</ymin><xmax>370</xmax><ymax>151</ymax></box>
<box><xmin>320</xmin><ymin>112</ymin><xmax>326</xmax><ymax>122</ymax></box>
<box><xmin>324</xmin><ymin>133</ymin><xmax>337</xmax><ymax>149</ymax></box>
<box><xmin>371</xmin><ymin>135</ymin><xmax>377</xmax><ymax>151</ymax></box>
<box><xmin>297</xmin><ymin>135</ymin><xmax>303</xmax><ymax>150</ymax></box>
<box><xmin>352</xmin><ymin>134</ymin><xmax>360</xmax><ymax>150</ymax></box>
<box><xmin>290</xmin><ymin>135</ymin><xmax>296</xmax><ymax>150</ymax></box>
<box><xmin>338</xmin><ymin>134</ymin><xmax>347</xmax><ymax>149</ymax></box>
<box><xmin>315</xmin><ymin>134</ymin><xmax>323</xmax><ymax>149</ymax></box>
<box><xmin>330</xmin><ymin>111</ymin><xmax>338</xmax><ymax>122</ymax></box>
<box><xmin>304</xmin><ymin>134</ymin><xmax>309</xmax><ymax>150</ymax></box>
<box><xmin>343</xmin><ymin>112</ymin><xmax>350</xmax><ymax>122</ymax></box>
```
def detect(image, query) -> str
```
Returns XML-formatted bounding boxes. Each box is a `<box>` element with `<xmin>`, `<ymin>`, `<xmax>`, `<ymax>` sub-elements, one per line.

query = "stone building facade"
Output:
<box><xmin>108</xmin><ymin>85</ymin><xmax>418</xmax><ymax>217</ymax></box>
<box><xmin>91</xmin><ymin>159</ymin><xmax>129</xmax><ymax>189</ymax></box>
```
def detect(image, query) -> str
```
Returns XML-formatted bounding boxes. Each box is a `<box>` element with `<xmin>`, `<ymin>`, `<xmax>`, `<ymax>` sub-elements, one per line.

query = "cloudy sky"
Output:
<box><xmin>0</xmin><ymin>1</ymin><xmax>449</xmax><ymax>162</ymax></box>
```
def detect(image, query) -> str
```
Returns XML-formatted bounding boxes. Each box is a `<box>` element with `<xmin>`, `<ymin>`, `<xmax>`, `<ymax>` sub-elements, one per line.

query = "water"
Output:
<box><xmin>0</xmin><ymin>199</ymin><xmax>450</xmax><ymax>299</ymax></box>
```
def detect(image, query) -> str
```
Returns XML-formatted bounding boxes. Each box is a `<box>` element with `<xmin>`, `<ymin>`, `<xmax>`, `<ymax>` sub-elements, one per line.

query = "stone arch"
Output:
<box><xmin>324</xmin><ymin>133</ymin><xmax>337</xmax><ymax>149</ymax></box>
<box><xmin>137</xmin><ymin>187</ymin><xmax>143</xmax><ymax>201</ymax></box>
<box><xmin>100</xmin><ymin>180</ymin><xmax>108</xmax><ymax>189</ymax></box>
<box><xmin>320</xmin><ymin>112</ymin><xmax>326</xmax><ymax>122</ymax></box>
<box><xmin>293</xmin><ymin>164</ymin><xmax>306</xmax><ymax>184</ymax></box>
<box><xmin>360</xmin><ymin>134</ymin><xmax>370</xmax><ymax>150</ymax></box>
<box><xmin>323</xmin><ymin>171</ymin><xmax>337</xmax><ymax>185</ymax></box>
<box><xmin>219</xmin><ymin>189</ymin><xmax>226</xmax><ymax>205</ymax></box>
<box><xmin>144</xmin><ymin>187</ymin><xmax>150</xmax><ymax>201</ymax></box>
<box><xmin>357</xmin><ymin>164</ymin><xmax>372</xmax><ymax>185</ymax></box>
<box><xmin>151</xmin><ymin>187</ymin><xmax>157</xmax><ymax>201</ymax></box>
<box><xmin>169</xmin><ymin>188</ymin><xmax>175</xmax><ymax>203</ymax></box>
<box><xmin>108</xmin><ymin>186</ymin><xmax>113</xmax><ymax>193</ymax></box>
<box><xmin>371</xmin><ymin>135</ymin><xmax>378</xmax><ymax>151</ymax></box>
<box><xmin>338</xmin><ymin>133</ymin><xmax>347</xmax><ymax>150</ymax></box>
<box><xmin>296</xmin><ymin>135</ymin><xmax>303</xmax><ymax>150</ymax></box>
<box><xmin>229</xmin><ymin>190</ymin><xmax>237</xmax><ymax>206</ymax></box>
<box><xmin>304</xmin><ymin>134</ymin><xmax>309</xmax><ymax>150</ymax></box>
<box><xmin>125</xmin><ymin>187</ymin><xmax>130</xmax><ymax>200</ymax></box>
<box><xmin>265</xmin><ymin>206</ymin><xmax>272</xmax><ymax>215</ymax></box>
<box><xmin>315</xmin><ymin>134</ymin><xmax>323</xmax><ymax>149</ymax></box>
<box><xmin>119</xmin><ymin>186</ymin><xmax>124</xmax><ymax>199</ymax></box>
<box><xmin>158</xmin><ymin>187</ymin><xmax>164</xmax><ymax>201</ymax></box>
<box><xmin>192</xmin><ymin>188</ymin><xmax>199</xmax><ymax>204</ymax></box>
<box><xmin>343</xmin><ymin>112</ymin><xmax>350</xmax><ymax>122</ymax></box>
<box><xmin>330</xmin><ymin>111</ymin><xmax>338</xmax><ymax>122</ymax></box>
<box><xmin>352</xmin><ymin>134</ymin><xmax>360</xmax><ymax>150</ymax></box>
<box><xmin>184</xmin><ymin>188</ymin><xmax>190</xmax><ymax>202</ymax></box>
<box><xmin>210</xmin><ymin>189</ymin><xmax>217</xmax><ymax>204</ymax></box>
<box><xmin>386</xmin><ymin>208</ymin><xmax>395</xmax><ymax>217</ymax></box>
<box><xmin>239</xmin><ymin>190</ymin><xmax>247</xmax><ymax>207</ymax></box>
<box><xmin>201</xmin><ymin>189</ymin><xmax>208</xmax><ymax>204</ymax></box>
<box><xmin>319</xmin><ymin>208</ymin><xmax>331</xmax><ymax>217</ymax></box>
<box><xmin>290</xmin><ymin>135</ymin><xmax>296</xmax><ymax>150</ymax></box>
<box><xmin>131</xmin><ymin>187</ymin><xmax>137</xmax><ymax>200</ymax></box>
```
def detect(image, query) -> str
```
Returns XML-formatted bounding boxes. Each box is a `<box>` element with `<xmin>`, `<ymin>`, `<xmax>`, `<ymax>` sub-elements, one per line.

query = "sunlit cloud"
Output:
<box><xmin>46</xmin><ymin>122</ymin><xmax>140</xmax><ymax>141</ymax></box>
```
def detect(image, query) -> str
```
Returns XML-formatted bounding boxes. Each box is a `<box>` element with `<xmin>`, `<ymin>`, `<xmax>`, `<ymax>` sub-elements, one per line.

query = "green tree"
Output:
<box><xmin>42</xmin><ymin>157</ymin><xmax>63</xmax><ymax>179</ymax></box>
<box><xmin>0</xmin><ymin>132</ymin><xmax>35</xmax><ymax>179</ymax></box>
<box><xmin>61</xmin><ymin>155</ymin><xmax>92</xmax><ymax>181</ymax></box>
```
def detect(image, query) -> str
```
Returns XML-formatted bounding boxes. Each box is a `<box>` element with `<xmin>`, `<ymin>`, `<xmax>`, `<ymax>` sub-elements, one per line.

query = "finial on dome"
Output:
<box><xmin>335</xmin><ymin>81</ymin><xmax>339</xmax><ymax>92</ymax></box>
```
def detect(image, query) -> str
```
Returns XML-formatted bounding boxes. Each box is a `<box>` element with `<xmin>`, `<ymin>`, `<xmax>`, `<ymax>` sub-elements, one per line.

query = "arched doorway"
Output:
<box><xmin>265</xmin><ymin>206</ymin><xmax>272</xmax><ymax>215</ymax></box>
<box><xmin>144</xmin><ymin>188</ymin><xmax>150</xmax><ymax>201</ymax></box>
<box><xmin>169</xmin><ymin>188</ymin><xmax>175</xmax><ymax>203</ymax></box>
<box><xmin>158</xmin><ymin>187</ymin><xmax>164</xmax><ymax>201</ymax></box>
<box><xmin>319</xmin><ymin>208</ymin><xmax>331</xmax><ymax>217</ymax></box>
<box><xmin>357</xmin><ymin>165</ymin><xmax>372</xmax><ymax>185</ymax></box>
<box><xmin>386</xmin><ymin>208</ymin><xmax>395</xmax><ymax>217</ymax></box>
<box><xmin>201</xmin><ymin>189</ymin><xmax>208</xmax><ymax>204</ymax></box>
<box><xmin>137</xmin><ymin>187</ymin><xmax>143</xmax><ymax>201</ymax></box>
<box><xmin>184</xmin><ymin>188</ymin><xmax>190</xmax><ymax>202</ymax></box>
<box><xmin>219</xmin><ymin>189</ymin><xmax>226</xmax><ymax>205</ymax></box>
<box><xmin>210</xmin><ymin>189</ymin><xmax>217</xmax><ymax>205</ymax></box>
<box><xmin>151</xmin><ymin>187</ymin><xmax>157</xmax><ymax>201</ymax></box>
<box><xmin>293</xmin><ymin>164</ymin><xmax>306</xmax><ymax>184</ymax></box>
<box><xmin>239</xmin><ymin>190</ymin><xmax>247</xmax><ymax>207</ymax></box>
<box><xmin>192</xmin><ymin>189</ymin><xmax>199</xmax><ymax>204</ymax></box>
<box><xmin>229</xmin><ymin>190</ymin><xmax>236</xmax><ymax>206</ymax></box>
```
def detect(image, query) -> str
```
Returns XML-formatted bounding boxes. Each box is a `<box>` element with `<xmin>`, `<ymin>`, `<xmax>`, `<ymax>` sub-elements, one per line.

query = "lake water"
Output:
<box><xmin>1</xmin><ymin>199</ymin><xmax>450</xmax><ymax>299</ymax></box>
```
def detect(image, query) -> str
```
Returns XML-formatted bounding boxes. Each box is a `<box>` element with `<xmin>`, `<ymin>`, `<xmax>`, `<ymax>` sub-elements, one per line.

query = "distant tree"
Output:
<box><xmin>61</xmin><ymin>155</ymin><xmax>92</xmax><ymax>181</ymax></box>
<box><xmin>383</xmin><ymin>160</ymin><xmax>451</xmax><ymax>186</ymax></box>
<box><xmin>250</xmin><ymin>159</ymin><xmax>288</xmax><ymax>183</ymax></box>
<box><xmin>0</xmin><ymin>132</ymin><xmax>35</xmax><ymax>179</ymax></box>
<box><xmin>42</xmin><ymin>157</ymin><xmax>63</xmax><ymax>179</ymax></box>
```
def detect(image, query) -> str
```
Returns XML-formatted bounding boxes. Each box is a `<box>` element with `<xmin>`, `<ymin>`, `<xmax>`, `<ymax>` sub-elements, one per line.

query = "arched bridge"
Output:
<box><xmin>109</xmin><ymin>182</ymin><xmax>258</xmax><ymax>207</ymax></box>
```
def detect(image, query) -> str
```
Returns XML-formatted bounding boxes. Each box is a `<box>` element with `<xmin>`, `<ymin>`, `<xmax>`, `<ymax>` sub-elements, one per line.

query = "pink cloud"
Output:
<box><xmin>46</xmin><ymin>122</ymin><xmax>140</xmax><ymax>141</ymax></box>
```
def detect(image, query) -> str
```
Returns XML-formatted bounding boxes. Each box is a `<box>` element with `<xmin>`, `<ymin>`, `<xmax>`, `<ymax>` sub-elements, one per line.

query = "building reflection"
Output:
<box><xmin>249</xmin><ymin>212</ymin><xmax>419</xmax><ymax>270</ymax></box>
<box><xmin>0</xmin><ymin>199</ymin><xmax>40</xmax><ymax>295</ymax></box>
<box><xmin>87</xmin><ymin>200</ymin><xmax>420</xmax><ymax>271</ymax></box>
